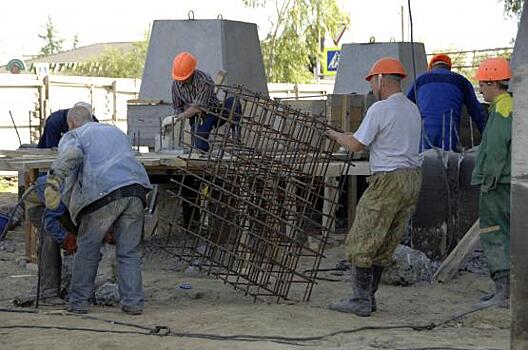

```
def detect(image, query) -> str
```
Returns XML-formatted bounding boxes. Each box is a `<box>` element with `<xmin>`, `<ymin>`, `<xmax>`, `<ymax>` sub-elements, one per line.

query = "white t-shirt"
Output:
<box><xmin>354</xmin><ymin>92</ymin><xmax>422</xmax><ymax>173</ymax></box>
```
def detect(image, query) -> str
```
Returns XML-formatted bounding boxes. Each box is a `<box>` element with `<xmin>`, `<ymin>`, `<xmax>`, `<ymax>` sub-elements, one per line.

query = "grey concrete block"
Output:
<box><xmin>139</xmin><ymin>19</ymin><xmax>268</xmax><ymax>102</ymax></box>
<box><xmin>333</xmin><ymin>42</ymin><xmax>427</xmax><ymax>95</ymax></box>
<box><xmin>127</xmin><ymin>103</ymin><xmax>173</xmax><ymax>149</ymax></box>
<box><xmin>511</xmin><ymin>1</ymin><xmax>528</xmax><ymax>71</ymax></box>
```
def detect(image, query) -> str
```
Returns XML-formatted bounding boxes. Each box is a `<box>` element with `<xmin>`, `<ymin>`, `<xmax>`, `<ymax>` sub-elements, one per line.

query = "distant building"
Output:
<box><xmin>2</xmin><ymin>42</ymin><xmax>138</xmax><ymax>74</ymax></box>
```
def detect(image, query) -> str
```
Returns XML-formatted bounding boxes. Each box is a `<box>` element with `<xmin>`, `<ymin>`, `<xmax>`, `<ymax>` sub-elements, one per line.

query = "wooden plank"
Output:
<box><xmin>25</xmin><ymin>169</ymin><xmax>39</xmax><ymax>263</ymax></box>
<box><xmin>433</xmin><ymin>219</ymin><xmax>480</xmax><ymax>283</ymax></box>
<box><xmin>0</xmin><ymin>149</ymin><xmax>57</xmax><ymax>157</ymax></box>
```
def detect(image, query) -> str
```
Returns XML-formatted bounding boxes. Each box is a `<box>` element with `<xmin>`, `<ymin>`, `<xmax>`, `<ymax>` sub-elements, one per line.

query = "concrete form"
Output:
<box><xmin>511</xmin><ymin>1</ymin><xmax>528</xmax><ymax>347</ymax></box>
<box><xmin>333</xmin><ymin>42</ymin><xmax>428</xmax><ymax>95</ymax></box>
<box><xmin>128</xmin><ymin>19</ymin><xmax>268</xmax><ymax>149</ymax></box>
<box><xmin>139</xmin><ymin>19</ymin><xmax>268</xmax><ymax>101</ymax></box>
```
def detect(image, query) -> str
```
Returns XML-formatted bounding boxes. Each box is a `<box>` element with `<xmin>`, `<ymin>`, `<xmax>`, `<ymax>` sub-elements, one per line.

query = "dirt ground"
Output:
<box><xmin>0</xmin><ymin>179</ymin><xmax>510</xmax><ymax>350</ymax></box>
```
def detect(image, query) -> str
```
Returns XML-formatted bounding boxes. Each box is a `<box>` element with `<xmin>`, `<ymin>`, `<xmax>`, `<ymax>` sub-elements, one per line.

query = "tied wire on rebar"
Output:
<box><xmin>155</xmin><ymin>85</ymin><xmax>352</xmax><ymax>302</ymax></box>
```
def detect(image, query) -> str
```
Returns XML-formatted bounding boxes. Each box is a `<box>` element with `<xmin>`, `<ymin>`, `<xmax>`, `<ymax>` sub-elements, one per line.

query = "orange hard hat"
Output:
<box><xmin>172</xmin><ymin>52</ymin><xmax>197</xmax><ymax>81</ymax></box>
<box><xmin>474</xmin><ymin>57</ymin><xmax>512</xmax><ymax>81</ymax></box>
<box><xmin>365</xmin><ymin>57</ymin><xmax>407</xmax><ymax>81</ymax></box>
<box><xmin>429</xmin><ymin>53</ymin><xmax>452</xmax><ymax>70</ymax></box>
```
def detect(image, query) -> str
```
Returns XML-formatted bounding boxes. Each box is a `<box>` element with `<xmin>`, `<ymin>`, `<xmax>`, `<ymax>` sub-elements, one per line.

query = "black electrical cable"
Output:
<box><xmin>0</xmin><ymin>303</ymin><xmax>496</xmax><ymax>346</ymax></box>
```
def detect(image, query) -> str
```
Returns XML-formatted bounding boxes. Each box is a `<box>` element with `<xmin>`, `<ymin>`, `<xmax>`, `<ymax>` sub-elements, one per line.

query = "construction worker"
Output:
<box><xmin>161</xmin><ymin>51</ymin><xmax>241</xmax><ymax>235</ymax></box>
<box><xmin>163</xmin><ymin>51</ymin><xmax>240</xmax><ymax>152</ymax></box>
<box><xmin>38</xmin><ymin>102</ymin><xmax>98</xmax><ymax>148</ymax></box>
<box><xmin>44</xmin><ymin>106</ymin><xmax>151</xmax><ymax>314</ymax></box>
<box><xmin>407</xmin><ymin>53</ymin><xmax>486</xmax><ymax>151</ymax></box>
<box><xmin>326</xmin><ymin>57</ymin><xmax>422</xmax><ymax>317</ymax></box>
<box><xmin>13</xmin><ymin>174</ymin><xmax>77</xmax><ymax>306</ymax></box>
<box><xmin>13</xmin><ymin>102</ymin><xmax>95</xmax><ymax>306</ymax></box>
<box><xmin>471</xmin><ymin>57</ymin><xmax>512</xmax><ymax>308</ymax></box>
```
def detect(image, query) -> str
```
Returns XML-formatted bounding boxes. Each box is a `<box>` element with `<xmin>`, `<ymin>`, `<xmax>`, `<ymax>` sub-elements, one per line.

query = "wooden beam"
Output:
<box><xmin>433</xmin><ymin>219</ymin><xmax>480</xmax><ymax>283</ymax></box>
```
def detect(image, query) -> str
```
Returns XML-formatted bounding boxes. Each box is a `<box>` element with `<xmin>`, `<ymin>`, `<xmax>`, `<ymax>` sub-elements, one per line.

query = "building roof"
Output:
<box><xmin>25</xmin><ymin>42</ymin><xmax>138</xmax><ymax>65</ymax></box>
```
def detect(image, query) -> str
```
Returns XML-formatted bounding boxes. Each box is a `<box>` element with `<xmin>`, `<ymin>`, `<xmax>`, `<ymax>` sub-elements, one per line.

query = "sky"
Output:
<box><xmin>0</xmin><ymin>0</ymin><xmax>520</xmax><ymax>65</ymax></box>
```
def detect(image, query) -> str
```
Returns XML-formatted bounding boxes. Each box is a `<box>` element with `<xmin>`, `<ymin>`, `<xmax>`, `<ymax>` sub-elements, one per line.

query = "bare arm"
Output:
<box><xmin>326</xmin><ymin>129</ymin><xmax>366</xmax><ymax>152</ymax></box>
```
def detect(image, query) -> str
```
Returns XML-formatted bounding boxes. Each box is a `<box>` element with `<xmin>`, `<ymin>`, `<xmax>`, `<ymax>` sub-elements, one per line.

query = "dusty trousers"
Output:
<box><xmin>69</xmin><ymin>197</ymin><xmax>145</xmax><ymax>312</ymax></box>
<box><xmin>346</xmin><ymin>168</ymin><xmax>422</xmax><ymax>267</ymax></box>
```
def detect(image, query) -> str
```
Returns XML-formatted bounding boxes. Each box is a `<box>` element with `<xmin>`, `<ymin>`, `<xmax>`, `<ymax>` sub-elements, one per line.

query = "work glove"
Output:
<box><xmin>44</xmin><ymin>174</ymin><xmax>62</xmax><ymax>209</ymax></box>
<box><xmin>162</xmin><ymin>114</ymin><xmax>185</xmax><ymax>129</ymax></box>
<box><xmin>62</xmin><ymin>232</ymin><xmax>77</xmax><ymax>255</ymax></box>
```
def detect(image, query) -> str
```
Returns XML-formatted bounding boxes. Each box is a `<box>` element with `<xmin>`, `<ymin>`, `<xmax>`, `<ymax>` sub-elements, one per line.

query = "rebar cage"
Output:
<box><xmin>149</xmin><ymin>85</ymin><xmax>351</xmax><ymax>302</ymax></box>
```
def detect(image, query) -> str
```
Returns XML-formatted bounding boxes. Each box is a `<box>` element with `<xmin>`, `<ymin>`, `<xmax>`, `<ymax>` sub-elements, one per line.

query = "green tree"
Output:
<box><xmin>71</xmin><ymin>37</ymin><xmax>148</xmax><ymax>78</ymax></box>
<box><xmin>244</xmin><ymin>0</ymin><xmax>350</xmax><ymax>83</ymax></box>
<box><xmin>502</xmin><ymin>0</ymin><xmax>525</xmax><ymax>17</ymax></box>
<box><xmin>38</xmin><ymin>16</ymin><xmax>64</xmax><ymax>56</ymax></box>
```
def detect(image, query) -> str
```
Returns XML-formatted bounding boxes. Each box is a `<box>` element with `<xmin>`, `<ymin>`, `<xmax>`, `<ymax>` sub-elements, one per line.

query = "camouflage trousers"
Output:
<box><xmin>346</xmin><ymin>168</ymin><xmax>422</xmax><ymax>267</ymax></box>
<box><xmin>479</xmin><ymin>184</ymin><xmax>510</xmax><ymax>281</ymax></box>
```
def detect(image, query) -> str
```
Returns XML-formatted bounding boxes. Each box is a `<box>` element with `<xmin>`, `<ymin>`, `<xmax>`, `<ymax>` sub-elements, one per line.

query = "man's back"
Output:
<box><xmin>38</xmin><ymin>109</ymin><xmax>69</xmax><ymax>148</ymax></box>
<box><xmin>58</xmin><ymin>122</ymin><xmax>151</xmax><ymax>222</ymax></box>
<box><xmin>354</xmin><ymin>93</ymin><xmax>422</xmax><ymax>173</ymax></box>
<box><xmin>407</xmin><ymin>68</ymin><xmax>485</xmax><ymax>150</ymax></box>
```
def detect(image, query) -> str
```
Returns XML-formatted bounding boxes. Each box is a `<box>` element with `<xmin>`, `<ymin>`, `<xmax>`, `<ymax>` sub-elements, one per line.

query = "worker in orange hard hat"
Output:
<box><xmin>162</xmin><ymin>51</ymin><xmax>241</xmax><ymax>240</ymax></box>
<box><xmin>471</xmin><ymin>57</ymin><xmax>512</xmax><ymax>309</ymax></box>
<box><xmin>407</xmin><ymin>53</ymin><xmax>486</xmax><ymax>151</ymax></box>
<box><xmin>163</xmin><ymin>51</ymin><xmax>240</xmax><ymax>152</ymax></box>
<box><xmin>326</xmin><ymin>57</ymin><xmax>422</xmax><ymax>317</ymax></box>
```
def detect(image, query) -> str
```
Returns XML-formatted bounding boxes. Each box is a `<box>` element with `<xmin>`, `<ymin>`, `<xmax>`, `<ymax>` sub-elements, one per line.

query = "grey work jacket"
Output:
<box><xmin>52</xmin><ymin>122</ymin><xmax>151</xmax><ymax>224</ymax></box>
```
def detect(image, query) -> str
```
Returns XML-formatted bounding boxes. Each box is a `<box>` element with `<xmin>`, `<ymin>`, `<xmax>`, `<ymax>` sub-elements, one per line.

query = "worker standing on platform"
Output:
<box><xmin>326</xmin><ymin>57</ymin><xmax>422</xmax><ymax>317</ymax></box>
<box><xmin>471</xmin><ymin>57</ymin><xmax>512</xmax><ymax>308</ymax></box>
<box><xmin>163</xmin><ymin>51</ymin><xmax>240</xmax><ymax>152</ymax></box>
<box><xmin>44</xmin><ymin>106</ymin><xmax>151</xmax><ymax>314</ymax></box>
<box><xmin>407</xmin><ymin>53</ymin><xmax>486</xmax><ymax>151</ymax></box>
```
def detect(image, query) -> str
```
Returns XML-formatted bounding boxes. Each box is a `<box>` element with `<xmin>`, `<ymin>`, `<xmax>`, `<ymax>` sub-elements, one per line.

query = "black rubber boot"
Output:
<box><xmin>476</xmin><ymin>275</ymin><xmax>510</xmax><ymax>308</ymax></box>
<box><xmin>371</xmin><ymin>266</ymin><xmax>383</xmax><ymax>312</ymax></box>
<box><xmin>329</xmin><ymin>266</ymin><xmax>373</xmax><ymax>317</ymax></box>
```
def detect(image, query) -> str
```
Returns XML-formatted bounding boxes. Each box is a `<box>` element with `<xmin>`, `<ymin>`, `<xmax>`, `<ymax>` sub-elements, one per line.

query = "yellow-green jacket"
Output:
<box><xmin>471</xmin><ymin>93</ymin><xmax>512</xmax><ymax>192</ymax></box>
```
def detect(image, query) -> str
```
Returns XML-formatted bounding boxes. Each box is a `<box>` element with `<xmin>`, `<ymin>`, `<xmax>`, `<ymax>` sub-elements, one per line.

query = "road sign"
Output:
<box><xmin>323</xmin><ymin>48</ymin><xmax>340</xmax><ymax>76</ymax></box>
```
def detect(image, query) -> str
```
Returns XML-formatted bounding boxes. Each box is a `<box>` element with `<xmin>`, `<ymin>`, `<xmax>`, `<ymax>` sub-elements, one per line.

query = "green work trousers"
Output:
<box><xmin>479</xmin><ymin>183</ymin><xmax>510</xmax><ymax>280</ymax></box>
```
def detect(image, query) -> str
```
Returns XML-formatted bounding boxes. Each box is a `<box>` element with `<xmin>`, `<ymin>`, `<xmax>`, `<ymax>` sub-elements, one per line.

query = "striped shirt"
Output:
<box><xmin>171</xmin><ymin>69</ymin><xmax>219</xmax><ymax>114</ymax></box>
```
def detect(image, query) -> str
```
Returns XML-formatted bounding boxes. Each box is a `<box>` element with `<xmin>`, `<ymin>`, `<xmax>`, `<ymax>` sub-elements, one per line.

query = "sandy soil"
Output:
<box><xmin>0</xmin><ymin>185</ymin><xmax>510</xmax><ymax>350</ymax></box>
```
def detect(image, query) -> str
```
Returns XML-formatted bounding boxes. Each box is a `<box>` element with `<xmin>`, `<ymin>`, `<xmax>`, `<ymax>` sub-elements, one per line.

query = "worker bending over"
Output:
<box><xmin>45</xmin><ymin>106</ymin><xmax>151</xmax><ymax>315</ymax></box>
<box><xmin>163</xmin><ymin>51</ymin><xmax>240</xmax><ymax>152</ymax></box>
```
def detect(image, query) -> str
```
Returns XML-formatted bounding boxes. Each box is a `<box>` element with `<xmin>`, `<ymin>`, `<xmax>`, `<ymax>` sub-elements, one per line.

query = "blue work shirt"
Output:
<box><xmin>34</xmin><ymin>175</ymin><xmax>69</xmax><ymax>244</ymax></box>
<box><xmin>53</xmin><ymin>122</ymin><xmax>152</xmax><ymax>224</ymax></box>
<box><xmin>407</xmin><ymin>68</ymin><xmax>486</xmax><ymax>151</ymax></box>
<box><xmin>37</xmin><ymin>109</ymin><xmax>99</xmax><ymax>149</ymax></box>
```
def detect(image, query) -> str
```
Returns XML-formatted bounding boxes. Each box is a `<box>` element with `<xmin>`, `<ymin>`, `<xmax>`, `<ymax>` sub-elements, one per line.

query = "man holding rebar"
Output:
<box><xmin>471</xmin><ymin>57</ymin><xmax>512</xmax><ymax>308</ymax></box>
<box><xmin>407</xmin><ymin>53</ymin><xmax>486</xmax><ymax>151</ymax></box>
<box><xmin>162</xmin><ymin>51</ymin><xmax>240</xmax><ymax>152</ymax></box>
<box><xmin>44</xmin><ymin>106</ymin><xmax>151</xmax><ymax>314</ymax></box>
<box><xmin>326</xmin><ymin>57</ymin><xmax>422</xmax><ymax>317</ymax></box>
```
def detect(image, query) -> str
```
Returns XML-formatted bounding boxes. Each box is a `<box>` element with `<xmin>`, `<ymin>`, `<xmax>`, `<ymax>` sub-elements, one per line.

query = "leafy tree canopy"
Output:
<box><xmin>244</xmin><ymin>0</ymin><xmax>350</xmax><ymax>83</ymax></box>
